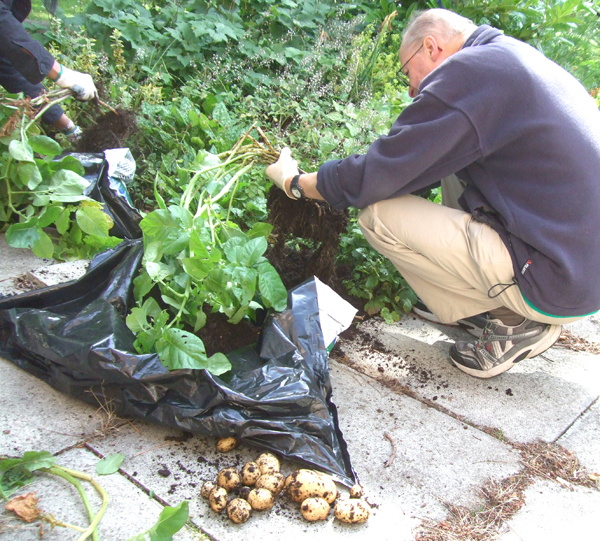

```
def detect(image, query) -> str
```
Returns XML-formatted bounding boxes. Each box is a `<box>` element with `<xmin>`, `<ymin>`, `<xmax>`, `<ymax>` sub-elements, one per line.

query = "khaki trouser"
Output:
<box><xmin>358</xmin><ymin>176</ymin><xmax>584</xmax><ymax>326</ymax></box>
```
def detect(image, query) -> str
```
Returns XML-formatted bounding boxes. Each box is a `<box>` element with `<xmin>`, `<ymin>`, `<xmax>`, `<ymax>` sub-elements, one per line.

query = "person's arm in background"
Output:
<box><xmin>0</xmin><ymin>3</ymin><xmax>96</xmax><ymax>100</ymax></box>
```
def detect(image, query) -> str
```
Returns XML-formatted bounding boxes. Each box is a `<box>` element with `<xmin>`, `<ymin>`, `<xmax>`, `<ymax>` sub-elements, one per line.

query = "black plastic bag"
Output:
<box><xmin>0</xmin><ymin>239</ymin><xmax>357</xmax><ymax>485</ymax></box>
<box><xmin>75</xmin><ymin>151</ymin><xmax>142</xmax><ymax>239</ymax></box>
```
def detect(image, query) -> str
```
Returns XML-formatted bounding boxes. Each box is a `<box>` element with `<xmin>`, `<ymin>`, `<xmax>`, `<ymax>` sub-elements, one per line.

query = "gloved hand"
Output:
<box><xmin>266</xmin><ymin>147</ymin><xmax>299</xmax><ymax>199</ymax></box>
<box><xmin>53</xmin><ymin>64</ymin><xmax>98</xmax><ymax>101</ymax></box>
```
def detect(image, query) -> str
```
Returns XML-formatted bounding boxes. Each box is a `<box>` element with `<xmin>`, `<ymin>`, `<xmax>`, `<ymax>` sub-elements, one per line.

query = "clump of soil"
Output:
<box><xmin>266</xmin><ymin>187</ymin><xmax>349</xmax><ymax>289</ymax></box>
<box><xmin>75</xmin><ymin>108</ymin><xmax>138</xmax><ymax>152</ymax></box>
<box><xmin>198</xmin><ymin>310</ymin><xmax>261</xmax><ymax>358</ymax></box>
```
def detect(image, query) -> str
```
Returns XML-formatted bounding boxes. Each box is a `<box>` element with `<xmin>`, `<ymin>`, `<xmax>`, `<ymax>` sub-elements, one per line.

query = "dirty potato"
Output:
<box><xmin>209</xmin><ymin>486</ymin><xmax>229</xmax><ymax>513</ymax></box>
<box><xmin>256</xmin><ymin>452</ymin><xmax>280</xmax><ymax>475</ymax></box>
<box><xmin>226</xmin><ymin>498</ymin><xmax>252</xmax><ymax>524</ymax></box>
<box><xmin>255</xmin><ymin>472</ymin><xmax>285</xmax><ymax>495</ymax></box>
<box><xmin>300</xmin><ymin>497</ymin><xmax>330</xmax><ymax>522</ymax></box>
<box><xmin>216</xmin><ymin>436</ymin><xmax>238</xmax><ymax>452</ymax></box>
<box><xmin>334</xmin><ymin>499</ymin><xmax>371</xmax><ymax>524</ymax></box>
<box><xmin>201</xmin><ymin>480</ymin><xmax>216</xmax><ymax>499</ymax></box>
<box><xmin>247</xmin><ymin>488</ymin><xmax>275</xmax><ymax>511</ymax></box>
<box><xmin>241</xmin><ymin>461</ymin><xmax>261</xmax><ymax>486</ymax></box>
<box><xmin>217</xmin><ymin>467</ymin><xmax>241</xmax><ymax>492</ymax></box>
<box><xmin>286</xmin><ymin>469</ymin><xmax>338</xmax><ymax>504</ymax></box>
<box><xmin>238</xmin><ymin>486</ymin><xmax>251</xmax><ymax>500</ymax></box>
<box><xmin>349</xmin><ymin>484</ymin><xmax>363</xmax><ymax>498</ymax></box>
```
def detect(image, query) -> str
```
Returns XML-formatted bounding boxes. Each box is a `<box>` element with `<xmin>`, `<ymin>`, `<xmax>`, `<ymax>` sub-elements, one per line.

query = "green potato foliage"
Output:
<box><xmin>0</xmin><ymin>96</ymin><xmax>121</xmax><ymax>260</ymax></box>
<box><xmin>126</xmin><ymin>132</ymin><xmax>287</xmax><ymax>375</ymax></box>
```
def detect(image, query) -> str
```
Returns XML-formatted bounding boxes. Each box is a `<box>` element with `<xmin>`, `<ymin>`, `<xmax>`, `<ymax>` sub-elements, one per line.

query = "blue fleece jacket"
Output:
<box><xmin>0</xmin><ymin>0</ymin><xmax>55</xmax><ymax>84</ymax></box>
<box><xmin>317</xmin><ymin>25</ymin><xmax>600</xmax><ymax>318</ymax></box>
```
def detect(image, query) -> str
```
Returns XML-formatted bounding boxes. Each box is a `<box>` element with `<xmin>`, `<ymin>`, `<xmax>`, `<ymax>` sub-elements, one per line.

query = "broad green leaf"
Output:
<box><xmin>0</xmin><ymin>451</ymin><xmax>55</xmax><ymax>499</ymax></box>
<box><xmin>55</xmin><ymin>208</ymin><xmax>70</xmax><ymax>235</ymax></box>
<box><xmin>29</xmin><ymin>135</ymin><xmax>62</xmax><ymax>157</ymax></box>
<box><xmin>8</xmin><ymin>140</ymin><xmax>34</xmax><ymax>163</ymax></box>
<box><xmin>231</xmin><ymin>267</ymin><xmax>258</xmax><ymax>307</ymax></box>
<box><xmin>181</xmin><ymin>257</ymin><xmax>214</xmax><ymax>282</ymax></box>
<box><xmin>145</xmin><ymin>261</ymin><xmax>175</xmax><ymax>282</ymax></box>
<box><xmin>49</xmin><ymin>169</ymin><xmax>90</xmax><ymax>193</ymax></box>
<box><xmin>133</xmin><ymin>270</ymin><xmax>154</xmax><ymax>301</ymax></box>
<box><xmin>143</xmin><ymin>241</ymin><xmax>163</xmax><ymax>264</ymax></box>
<box><xmin>247</xmin><ymin>222</ymin><xmax>273</xmax><ymax>239</ymax></box>
<box><xmin>56</xmin><ymin>155</ymin><xmax>86</xmax><ymax>175</ymax></box>
<box><xmin>76</xmin><ymin>206</ymin><xmax>112</xmax><ymax>237</ymax></box>
<box><xmin>127</xmin><ymin>307</ymin><xmax>149</xmax><ymax>333</ymax></box>
<box><xmin>38</xmin><ymin>204</ymin><xmax>63</xmax><ymax>228</ymax></box>
<box><xmin>257</xmin><ymin>261</ymin><xmax>287</xmax><ymax>311</ymax></box>
<box><xmin>18</xmin><ymin>162</ymin><xmax>43</xmax><ymax>190</ymax></box>
<box><xmin>140</xmin><ymin>208</ymin><xmax>191</xmax><ymax>256</ymax></box>
<box><xmin>32</xmin><ymin>229</ymin><xmax>54</xmax><ymax>259</ymax></box>
<box><xmin>0</xmin><ymin>451</ymin><xmax>55</xmax><ymax>475</ymax></box>
<box><xmin>161</xmin><ymin>294</ymin><xmax>189</xmax><ymax>314</ymax></box>
<box><xmin>194</xmin><ymin>309</ymin><xmax>207</xmax><ymax>332</ymax></box>
<box><xmin>96</xmin><ymin>453</ymin><xmax>125</xmax><ymax>475</ymax></box>
<box><xmin>147</xmin><ymin>500</ymin><xmax>189</xmax><ymax>541</ymax></box>
<box><xmin>5</xmin><ymin>221</ymin><xmax>40</xmax><ymax>249</ymax></box>
<box><xmin>156</xmin><ymin>327</ymin><xmax>209</xmax><ymax>371</ymax></box>
<box><xmin>206</xmin><ymin>353</ymin><xmax>232</xmax><ymax>376</ymax></box>
<box><xmin>223</xmin><ymin>237</ymin><xmax>266</xmax><ymax>266</ymax></box>
<box><xmin>126</xmin><ymin>298</ymin><xmax>162</xmax><ymax>333</ymax></box>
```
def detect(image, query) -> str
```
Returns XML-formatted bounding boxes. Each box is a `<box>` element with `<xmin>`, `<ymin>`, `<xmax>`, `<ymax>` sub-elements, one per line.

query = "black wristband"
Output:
<box><xmin>290</xmin><ymin>174</ymin><xmax>306</xmax><ymax>200</ymax></box>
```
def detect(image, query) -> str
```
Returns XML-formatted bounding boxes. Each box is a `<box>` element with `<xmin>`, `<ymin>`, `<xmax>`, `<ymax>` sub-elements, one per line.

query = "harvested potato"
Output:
<box><xmin>216</xmin><ymin>437</ymin><xmax>238</xmax><ymax>452</ymax></box>
<box><xmin>238</xmin><ymin>486</ymin><xmax>251</xmax><ymax>500</ymax></box>
<box><xmin>256</xmin><ymin>452</ymin><xmax>280</xmax><ymax>474</ymax></box>
<box><xmin>201</xmin><ymin>480</ymin><xmax>216</xmax><ymax>500</ymax></box>
<box><xmin>217</xmin><ymin>467</ymin><xmax>241</xmax><ymax>492</ymax></box>
<box><xmin>209</xmin><ymin>486</ymin><xmax>229</xmax><ymax>513</ymax></box>
<box><xmin>349</xmin><ymin>484</ymin><xmax>363</xmax><ymax>498</ymax></box>
<box><xmin>334</xmin><ymin>499</ymin><xmax>371</xmax><ymax>524</ymax></box>
<box><xmin>255</xmin><ymin>472</ymin><xmax>285</xmax><ymax>495</ymax></box>
<box><xmin>226</xmin><ymin>498</ymin><xmax>252</xmax><ymax>524</ymax></box>
<box><xmin>247</xmin><ymin>488</ymin><xmax>275</xmax><ymax>511</ymax></box>
<box><xmin>241</xmin><ymin>461</ymin><xmax>261</xmax><ymax>486</ymax></box>
<box><xmin>300</xmin><ymin>497</ymin><xmax>330</xmax><ymax>522</ymax></box>
<box><xmin>286</xmin><ymin>469</ymin><xmax>338</xmax><ymax>504</ymax></box>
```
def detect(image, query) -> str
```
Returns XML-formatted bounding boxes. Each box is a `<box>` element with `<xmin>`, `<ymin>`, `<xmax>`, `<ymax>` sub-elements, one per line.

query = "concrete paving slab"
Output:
<box><xmin>0</xmin><ymin>235</ymin><xmax>51</xmax><ymax>281</ymax></box>
<box><xmin>336</xmin><ymin>316</ymin><xmax>600</xmax><ymax>443</ymax></box>
<box><xmin>83</xmin><ymin>360</ymin><xmax>521</xmax><ymax>541</ymax></box>
<box><xmin>558</xmin><ymin>399</ymin><xmax>600</xmax><ymax>474</ymax></box>
<box><xmin>498</xmin><ymin>479</ymin><xmax>600</xmax><ymax>541</ymax></box>
<box><xmin>0</xmin><ymin>236</ymin><xmax>52</xmax><ymax>297</ymax></box>
<box><xmin>25</xmin><ymin>260</ymin><xmax>89</xmax><ymax>288</ymax></box>
<box><xmin>0</xmin><ymin>446</ymin><xmax>202</xmax><ymax>540</ymax></box>
<box><xmin>0</xmin><ymin>357</ymin><xmax>107</xmax><ymax>455</ymax></box>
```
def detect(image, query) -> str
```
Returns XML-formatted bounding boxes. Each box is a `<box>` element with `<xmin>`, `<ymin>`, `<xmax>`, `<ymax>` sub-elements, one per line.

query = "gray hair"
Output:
<box><xmin>402</xmin><ymin>9</ymin><xmax>477</xmax><ymax>51</ymax></box>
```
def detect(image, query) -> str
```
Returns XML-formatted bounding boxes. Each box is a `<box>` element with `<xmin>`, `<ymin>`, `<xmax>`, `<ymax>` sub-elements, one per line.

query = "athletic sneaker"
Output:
<box><xmin>412</xmin><ymin>299</ymin><xmax>488</xmax><ymax>337</ymax></box>
<box><xmin>450</xmin><ymin>318</ymin><xmax>562</xmax><ymax>378</ymax></box>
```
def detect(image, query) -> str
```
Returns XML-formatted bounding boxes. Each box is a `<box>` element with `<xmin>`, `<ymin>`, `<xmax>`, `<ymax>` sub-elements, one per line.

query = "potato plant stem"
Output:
<box><xmin>46</xmin><ymin>465</ymin><xmax>109</xmax><ymax>541</ymax></box>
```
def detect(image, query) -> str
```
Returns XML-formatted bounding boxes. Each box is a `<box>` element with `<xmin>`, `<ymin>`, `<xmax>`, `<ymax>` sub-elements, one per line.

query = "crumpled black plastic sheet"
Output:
<box><xmin>0</xmin><ymin>239</ymin><xmax>357</xmax><ymax>485</ymax></box>
<box><xmin>76</xmin><ymin>151</ymin><xmax>142</xmax><ymax>240</ymax></box>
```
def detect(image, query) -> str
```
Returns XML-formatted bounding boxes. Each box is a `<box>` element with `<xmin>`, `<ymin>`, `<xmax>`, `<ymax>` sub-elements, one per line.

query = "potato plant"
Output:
<box><xmin>0</xmin><ymin>91</ymin><xmax>121</xmax><ymax>260</ymax></box>
<box><xmin>126</xmin><ymin>129</ymin><xmax>288</xmax><ymax>374</ymax></box>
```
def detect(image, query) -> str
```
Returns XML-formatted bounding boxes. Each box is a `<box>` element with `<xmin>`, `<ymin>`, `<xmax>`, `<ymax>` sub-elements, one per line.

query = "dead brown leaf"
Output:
<box><xmin>5</xmin><ymin>492</ymin><xmax>41</xmax><ymax>523</ymax></box>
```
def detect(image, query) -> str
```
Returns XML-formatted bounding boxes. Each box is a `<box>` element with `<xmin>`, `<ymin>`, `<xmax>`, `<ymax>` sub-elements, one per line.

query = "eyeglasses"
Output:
<box><xmin>398</xmin><ymin>42</ymin><xmax>424</xmax><ymax>84</ymax></box>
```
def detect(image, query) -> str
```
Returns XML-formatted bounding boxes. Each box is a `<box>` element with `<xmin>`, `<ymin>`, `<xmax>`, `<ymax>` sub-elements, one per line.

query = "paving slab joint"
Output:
<box><xmin>414</xmin><ymin>441</ymin><xmax>598</xmax><ymax>540</ymax></box>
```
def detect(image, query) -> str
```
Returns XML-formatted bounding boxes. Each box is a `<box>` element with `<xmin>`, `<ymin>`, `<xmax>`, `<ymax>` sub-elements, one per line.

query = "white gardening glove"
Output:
<box><xmin>265</xmin><ymin>147</ymin><xmax>299</xmax><ymax>199</ymax></box>
<box><xmin>53</xmin><ymin>64</ymin><xmax>98</xmax><ymax>101</ymax></box>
